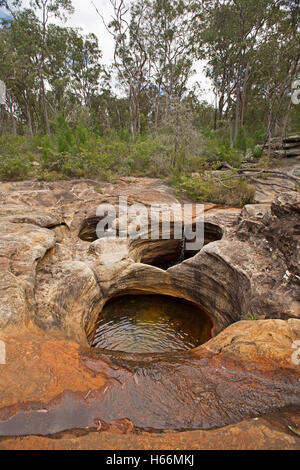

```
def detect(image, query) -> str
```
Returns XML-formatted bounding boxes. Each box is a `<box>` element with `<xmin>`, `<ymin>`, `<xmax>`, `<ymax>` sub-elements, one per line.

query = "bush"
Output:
<box><xmin>170</xmin><ymin>173</ymin><xmax>255</xmax><ymax>207</ymax></box>
<box><xmin>203</xmin><ymin>138</ymin><xmax>243</xmax><ymax>168</ymax></box>
<box><xmin>254</xmin><ymin>129</ymin><xmax>267</xmax><ymax>145</ymax></box>
<box><xmin>0</xmin><ymin>121</ymin><xmax>261</xmax><ymax>191</ymax></box>
<box><xmin>129</xmin><ymin>139</ymin><xmax>169</xmax><ymax>176</ymax></box>
<box><xmin>55</xmin><ymin>114</ymin><xmax>74</xmax><ymax>153</ymax></box>
<box><xmin>0</xmin><ymin>154</ymin><xmax>31</xmax><ymax>180</ymax></box>
<box><xmin>252</xmin><ymin>145</ymin><xmax>263</xmax><ymax>159</ymax></box>
<box><xmin>235</xmin><ymin>126</ymin><xmax>247</xmax><ymax>152</ymax></box>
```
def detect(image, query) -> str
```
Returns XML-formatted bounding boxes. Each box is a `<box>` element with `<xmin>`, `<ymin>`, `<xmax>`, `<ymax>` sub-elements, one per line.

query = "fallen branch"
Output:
<box><xmin>249</xmin><ymin>178</ymin><xmax>289</xmax><ymax>191</ymax></box>
<box><xmin>220</xmin><ymin>162</ymin><xmax>300</xmax><ymax>186</ymax></box>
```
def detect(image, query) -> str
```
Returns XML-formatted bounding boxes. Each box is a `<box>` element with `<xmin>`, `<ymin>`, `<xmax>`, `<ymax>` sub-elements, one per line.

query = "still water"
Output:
<box><xmin>89</xmin><ymin>295</ymin><xmax>212</xmax><ymax>353</ymax></box>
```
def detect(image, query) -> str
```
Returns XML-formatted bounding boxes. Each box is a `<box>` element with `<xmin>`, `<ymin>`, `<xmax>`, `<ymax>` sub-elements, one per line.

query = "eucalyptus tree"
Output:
<box><xmin>28</xmin><ymin>0</ymin><xmax>74</xmax><ymax>133</ymax></box>
<box><xmin>251</xmin><ymin>0</ymin><xmax>299</xmax><ymax>152</ymax></box>
<box><xmin>68</xmin><ymin>31</ymin><xmax>104</xmax><ymax>111</ymax></box>
<box><xmin>94</xmin><ymin>0</ymin><xmax>152</xmax><ymax>138</ymax></box>
<box><xmin>142</xmin><ymin>0</ymin><xmax>195</xmax><ymax>128</ymax></box>
<box><xmin>93</xmin><ymin>0</ymin><xmax>194</xmax><ymax>137</ymax></box>
<box><xmin>191</xmin><ymin>0</ymin><xmax>290</xmax><ymax>146</ymax></box>
<box><xmin>0</xmin><ymin>9</ymin><xmax>41</xmax><ymax>135</ymax></box>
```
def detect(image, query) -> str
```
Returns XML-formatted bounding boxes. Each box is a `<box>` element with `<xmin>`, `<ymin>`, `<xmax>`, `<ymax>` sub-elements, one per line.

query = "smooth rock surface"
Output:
<box><xmin>0</xmin><ymin>319</ymin><xmax>299</xmax><ymax>439</ymax></box>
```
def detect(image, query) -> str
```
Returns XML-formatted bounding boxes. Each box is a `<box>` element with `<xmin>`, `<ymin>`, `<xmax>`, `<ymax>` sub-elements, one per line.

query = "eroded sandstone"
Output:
<box><xmin>0</xmin><ymin>178</ymin><xmax>299</xmax><ymax>449</ymax></box>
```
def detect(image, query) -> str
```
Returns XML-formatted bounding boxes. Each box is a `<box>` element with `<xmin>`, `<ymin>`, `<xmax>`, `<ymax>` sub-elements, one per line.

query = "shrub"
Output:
<box><xmin>55</xmin><ymin>114</ymin><xmax>74</xmax><ymax>153</ymax></box>
<box><xmin>0</xmin><ymin>154</ymin><xmax>31</xmax><ymax>180</ymax></box>
<box><xmin>235</xmin><ymin>126</ymin><xmax>247</xmax><ymax>152</ymax></box>
<box><xmin>75</xmin><ymin>123</ymin><xmax>89</xmax><ymax>145</ymax></box>
<box><xmin>40</xmin><ymin>137</ymin><xmax>63</xmax><ymax>171</ymax></box>
<box><xmin>170</xmin><ymin>173</ymin><xmax>255</xmax><ymax>207</ymax></box>
<box><xmin>129</xmin><ymin>139</ymin><xmax>169</xmax><ymax>176</ymax></box>
<box><xmin>254</xmin><ymin>129</ymin><xmax>267</xmax><ymax>145</ymax></box>
<box><xmin>252</xmin><ymin>145</ymin><xmax>263</xmax><ymax>159</ymax></box>
<box><xmin>203</xmin><ymin>139</ymin><xmax>243</xmax><ymax>167</ymax></box>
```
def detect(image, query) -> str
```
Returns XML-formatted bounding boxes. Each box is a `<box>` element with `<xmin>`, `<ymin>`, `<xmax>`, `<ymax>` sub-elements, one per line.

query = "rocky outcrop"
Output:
<box><xmin>0</xmin><ymin>179</ymin><xmax>298</xmax><ymax>337</ymax></box>
<box><xmin>237</xmin><ymin>192</ymin><xmax>300</xmax><ymax>314</ymax></box>
<box><xmin>252</xmin><ymin>155</ymin><xmax>300</xmax><ymax>204</ymax></box>
<box><xmin>0</xmin><ymin>221</ymin><xmax>55</xmax><ymax>328</ymax></box>
<box><xmin>264</xmin><ymin>134</ymin><xmax>300</xmax><ymax>158</ymax></box>
<box><xmin>0</xmin><ymin>178</ymin><xmax>299</xmax><ymax>447</ymax></box>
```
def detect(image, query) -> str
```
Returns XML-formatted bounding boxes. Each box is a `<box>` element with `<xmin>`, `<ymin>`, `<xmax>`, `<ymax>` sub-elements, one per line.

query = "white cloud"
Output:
<box><xmin>65</xmin><ymin>0</ymin><xmax>116</xmax><ymax>65</ymax></box>
<box><xmin>0</xmin><ymin>6</ymin><xmax>11</xmax><ymax>19</ymax></box>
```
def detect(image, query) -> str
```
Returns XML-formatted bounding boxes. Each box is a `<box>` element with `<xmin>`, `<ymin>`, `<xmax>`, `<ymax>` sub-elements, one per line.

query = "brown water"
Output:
<box><xmin>89</xmin><ymin>295</ymin><xmax>213</xmax><ymax>353</ymax></box>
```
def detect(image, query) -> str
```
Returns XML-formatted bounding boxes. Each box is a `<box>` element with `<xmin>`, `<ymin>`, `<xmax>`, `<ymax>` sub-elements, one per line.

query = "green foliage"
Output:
<box><xmin>203</xmin><ymin>136</ymin><xmax>243</xmax><ymax>168</ymax></box>
<box><xmin>253</xmin><ymin>129</ymin><xmax>267</xmax><ymax>145</ymax></box>
<box><xmin>0</xmin><ymin>154</ymin><xmax>31</xmax><ymax>180</ymax></box>
<box><xmin>120</xmin><ymin>129</ymin><xmax>131</xmax><ymax>143</ymax></box>
<box><xmin>0</xmin><ymin>135</ymin><xmax>33</xmax><ymax>180</ymax></box>
<box><xmin>235</xmin><ymin>126</ymin><xmax>247</xmax><ymax>152</ymax></box>
<box><xmin>243</xmin><ymin>313</ymin><xmax>259</xmax><ymax>321</ymax></box>
<box><xmin>56</xmin><ymin>114</ymin><xmax>74</xmax><ymax>153</ymax></box>
<box><xmin>0</xmin><ymin>128</ymin><xmax>255</xmax><ymax>211</ymax></box>
<box><xmin>170</xmin><ymin>173</ymin><xmax>255</xmax><ymax>207</ymax></box>
<box><xmin>252</xmin><ymin>145</ymin><xmax>263</xmax><ymax>159</ymax></box>
<box><xmin>76</xmin><ymin>123</ymin><xmax>89</xmax><ymax>145</ymax></box>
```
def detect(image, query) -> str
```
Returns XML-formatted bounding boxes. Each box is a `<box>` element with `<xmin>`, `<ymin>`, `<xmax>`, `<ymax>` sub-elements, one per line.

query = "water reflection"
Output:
<box><xmin>90</xmin><ymin>295</ymin><xmax>212</xmax><ymax>353</ymax></box>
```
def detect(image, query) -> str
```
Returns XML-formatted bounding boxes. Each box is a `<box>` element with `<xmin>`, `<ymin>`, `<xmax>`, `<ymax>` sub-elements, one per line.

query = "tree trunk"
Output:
<box><xmin>25</xmin><ymin>99</ymin><xmax>33</xmax><ymax>137</ymax></box>
<box><xmin>213</xmin><ymin>90</ymin><xmax>218</xmax><ymax>131</ymax></box>
<box><xmin>134</xmin><ymin>91</ymin><xmax>141</xmax><ymax>135</ymax></box>
<box><xmin>266</xmin><ymin>109</ymin><xmax>273</xmax><ymax>162</ymax></box>
<box><xmin>281</xmin><ymin>102</ymin><xmax>292</xmax><ymax>141</ymax></box>
<box><xmin>229</xmin><ymin>115</ymin><xmax>233</xmax><ymax>149</ymax></box>
<box><xmin>128</xmin><ymin>88</ymin><xmax>135</xmax><ymax>140</ymax></box>
<box><xmin>234</xmin><ymin>87</ymin><xmax>240</xmax><ymax>144</ymax></box>
<box><xmin>9</xmin><ymin>100</ymin><xmax>16</xmax><ymax>137</ymax></box>
<box><xmin>218</xmin><ymin>92</ymin><xmax>225</xmax><ymax>121</ymax></box>
<box><xmin>240</xmin><ymin>60</ymin><xmax>250</xmax><ymax>126</ymax></box>
<box><xmin>41</xmin><ymin>76</ymin><xmax>50</xmax><ymax>135</ymax></box>
<box><xmin>234</xmin><ymin>61</ymin><xmax>243</xmax><ymax>143</ymax></box>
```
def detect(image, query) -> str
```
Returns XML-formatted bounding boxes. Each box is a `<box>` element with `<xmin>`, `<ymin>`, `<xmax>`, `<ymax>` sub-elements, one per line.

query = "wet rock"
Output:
<box><xmin>0</xmin><ymin>178</ymin><xmax>299</xmax><ymax>447</ymax></box>
<box><xmin>0</xmin><ymin>179</ymin><xmax>298</xmax><ymax>335</ymax></box>
<box><xmin>0</xmin><ymin>319</ymin><xmax>298</xmax><ymax>438</ymax></box>
<box><xmin>1</xmin><ymin>411</ymin><xmax>300</xmax><ymax>450</ymax></box>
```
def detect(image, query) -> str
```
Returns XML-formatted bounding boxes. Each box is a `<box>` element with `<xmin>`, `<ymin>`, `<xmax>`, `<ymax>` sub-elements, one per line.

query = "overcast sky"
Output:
<box><xmin>1</xmin><ymin>0</ymin><xmax>214</xmax><ymax>103</ymax></box>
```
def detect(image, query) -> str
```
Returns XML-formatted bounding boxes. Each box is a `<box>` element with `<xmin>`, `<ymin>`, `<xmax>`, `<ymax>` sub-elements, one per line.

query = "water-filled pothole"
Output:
<box><xmin>135</xmin><ymin>222</ymin><xmax>224</xmax><ymax>270</ymax></box>
<box><xmin>88</xmin><ymin>295</ymin><xmax>213</xmax><ymax>354</ymax></box>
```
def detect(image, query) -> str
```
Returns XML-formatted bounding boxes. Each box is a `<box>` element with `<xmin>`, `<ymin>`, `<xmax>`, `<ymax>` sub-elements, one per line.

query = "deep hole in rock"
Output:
<box><xmin>136</xmin><ymin>222</ymin><xmax>224</xmax><ymax>269</ymax></box>
<box><xmin>79</xmin><ymin>216</ymin><xmax>223</xmax><ymax>270</ymax></box>
<box><xmin>88</xmin><ymin>294</ymin><xmax>213</xmax><ymax>354</ymax></box>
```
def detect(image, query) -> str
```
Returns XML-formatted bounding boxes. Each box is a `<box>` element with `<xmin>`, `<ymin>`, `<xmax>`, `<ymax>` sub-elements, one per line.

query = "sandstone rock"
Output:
<box><xmin>0</xmin><ymin>222</ymin><xmax>55</xmax><ymax>328</ymax></box>
<box><xmin>237</xmin><ymin>192</ymin><xmax>300</xmax><ymax>318</ymax></box>
<box><xmin>1</xmin><ymin>411</ymin><xmax>300</xmax><ymax>450</ymax></box>
<box><xmin>254</xmin><ymin>156</ymin><xmax>300</xmax><ymax>203</ymax></box>
<box><xmin>0</xmin><ymin>319</ymin><xmax>298</xmax><ymax>439</ymax></box>
<box><xmin>0</xmin><ymin>179</ymin><xmax>299</xmax><ymax>448</ymax></box>
<box><xmin>264</xmin><ymin>133</ymin><xmax>300</xmax><ymax>158</ymax></box>
<box><xmin>0</xmin><ymin>179</ymin><xmax>298</xmax><ymax>336</ymax></box>
<box><xmin>35</xmin><ymin>261</ymin><xmax>101</xmax><ymax>343</ymax></box>
<box><xmin>194</xmin><ymin>318</ymin><xmax>300</xmax><ymax>365</ymax></box>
